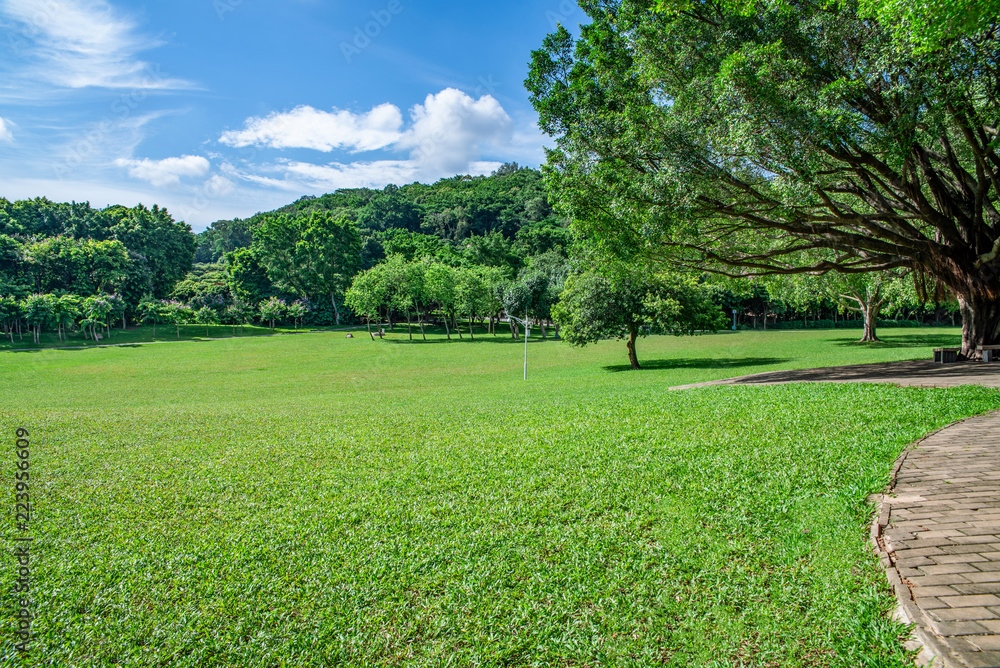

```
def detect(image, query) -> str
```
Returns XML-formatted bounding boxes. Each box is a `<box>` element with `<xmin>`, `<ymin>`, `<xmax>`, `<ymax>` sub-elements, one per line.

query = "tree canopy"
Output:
<box><xmin>527</xmin><ymin>0</ymin><xmax>1000</xmax><ymax>357</ymax></box>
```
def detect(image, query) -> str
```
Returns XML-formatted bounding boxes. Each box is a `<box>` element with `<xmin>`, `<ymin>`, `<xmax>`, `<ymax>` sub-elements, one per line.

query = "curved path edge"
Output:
<box><xmin>872</xmin><ymin>411</ymin><xmax>1000</xmax><ymax>668</ymax></box>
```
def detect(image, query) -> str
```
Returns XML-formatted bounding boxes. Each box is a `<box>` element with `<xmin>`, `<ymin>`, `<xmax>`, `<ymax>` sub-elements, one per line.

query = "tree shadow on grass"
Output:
<box><xmin>832</xmin><ymin>334</ymin><xmax>961</xmax><ymax>349</ymax></box>
<box><xmin>603</xmin><ymin>356</ymin><xmax>791</xmax><ymax>373</ymax></box>
<box><xmin>6</xmin><ymin>343</ymin><xmax>149</xmax><ymax>354</ymax></box>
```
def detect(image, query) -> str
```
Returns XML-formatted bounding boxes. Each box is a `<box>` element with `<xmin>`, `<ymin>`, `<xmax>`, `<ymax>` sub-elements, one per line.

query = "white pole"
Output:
<box><xmin>524</xmin><ymin>308</ymin><xmax>529</xmax><ymax>381</ymax></box>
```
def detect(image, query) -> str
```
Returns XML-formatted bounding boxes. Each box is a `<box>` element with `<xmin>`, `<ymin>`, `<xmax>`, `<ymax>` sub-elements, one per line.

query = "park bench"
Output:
<box><xmin>978</xmin><ymin>345</ymin><xmax>1000</xmax><ymax>362</ymax></box>
<box><xmin>934</xmin><ymin>347</ymin><xmax>960</xmax><ymax>363</ymax></box>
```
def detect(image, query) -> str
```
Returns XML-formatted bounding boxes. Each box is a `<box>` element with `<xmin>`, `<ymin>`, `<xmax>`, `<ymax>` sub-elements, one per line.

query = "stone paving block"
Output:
<box><xmin>940</xmin><ymin>544</ymin><xmax>994</xmax><ymax>555</ymax></box>
<box><xmin>909</xmin><ymin>573</ymin><xmax>974</xmax><ymax>586</ymax></box>
<box><xmin>920</xmin><ymin>563</ymin><xmax>982</xmax><ymax>576</ymax></box>
<box><xmin>959</xmin><ymin>650</ymin><xmax>1000</xmax><ymax>667</ymax></box>
<box><xmin>969</xmin><ymin>636</ymin><xmax>1000</xmax><ymax>651</ymax></box>
<box><xmin>934</xmin><ymin>554</ymin><xmax>990</xmax><ymax>564</ymax></box>
<box><xmin>931</xmin><ymin>620</ymin><xmax>989</xmax><ymax>636</ymax></box>
<box><xmin>927</xmin><ymin>606</ymin><xmax>995</xmax><ymax>621</ymax></box>
<box><xmin>964</xmin><ymin>571</ymin><xmax>1000</xmax><ymax>583</ymax></box>
<box><xmin>943</xmin><ymin>594</ymin><xmax>1000</xmax><ymax>608</ymax></box>
<box><xmin>955</xmin><ymin>584</ymin><xmax>1000</xmax><ymax>595</ymax></box>
<box><xmin>977</xmin><ymin>562</ymin><xmax>1000</xmax><ymax>572</ymax></box>
<box><xmin>914</xmin><ymin>585</ymin><xmax>965</xmax><ymax>597</ymax></box>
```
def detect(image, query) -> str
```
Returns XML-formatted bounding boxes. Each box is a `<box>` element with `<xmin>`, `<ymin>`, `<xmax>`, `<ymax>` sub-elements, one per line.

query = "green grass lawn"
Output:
<box><xmin>2</xmin><ymin>327</ymin><xmax>997</xmax><ymax>666</ymax></box>
<box><xmin>0</xmin><ymin>323</ymin><xmax>331</xmax><ymax>351</ymax></box>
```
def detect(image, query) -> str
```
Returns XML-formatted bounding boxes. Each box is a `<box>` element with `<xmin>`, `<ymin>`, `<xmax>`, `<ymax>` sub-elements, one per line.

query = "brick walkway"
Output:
<box><xmin>875</xmin><ymin>412</ymin><xmax>1000</xmax><ymax>668</ymax></box>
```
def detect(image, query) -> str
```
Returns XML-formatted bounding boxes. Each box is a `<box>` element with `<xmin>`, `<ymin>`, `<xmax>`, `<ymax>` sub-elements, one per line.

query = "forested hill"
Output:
<box><xmin>194</xmin><ymin>163</ymin><xmax>571</xmax><ymax>266</ymax></box>
<box><xmin>0</xmin><ymin>199</ymin><xmax>196</xmax><ymax>301</ymax></box>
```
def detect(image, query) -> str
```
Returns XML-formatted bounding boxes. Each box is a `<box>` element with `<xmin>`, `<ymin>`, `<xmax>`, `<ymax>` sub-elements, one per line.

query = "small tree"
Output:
<box><xmin>259</xmin><ymin>297</ymin><xmax>286</xmax><ymax>332</ymax></box>
<box><xmin>0</xmin><ymin>297</ymin><xmax>22</xmax><ymax>343</ymax></box>
<box><xmin>80</xmin><ymin>295</ymin><xmax>113</xmax><ymax>342</ymax></box>
<box><xmin>162</xmin><ymin>300</ymin><xmax>194</xmax><ymax>338</ymax></box>
<box><xmin>424</xmin><ymin>262</ymin><xmax>458</xmax><ymax>339</ymax></box>
<box><xmin>194</xmin><ymin>306</ymin><xmax>220</xmax><ymax>337</ymax></box>
<box><xmin>23</xmin><ymin>294</ymin><xmax>53</xmax><ymax>344</ymax></box>
<box><xmin>346</xmin><ymin>269</ymin><xmax>388</xmax><ymax>340</ymax></box>
<box><xmin>52</xmin><ymin>294</ymin><xmax>80</xmax><ymax>342</ymax></box>
<box><xmin>138</xmin><ymin>296</ymin><xmax>164</xmax><ymax>338</ymax></box>
<box><xmin>456</xmin><ymin>268</ymin><xmax>491</xmax><ymax>341</ymax></box>
<box><xmin>554</xmin><ymin>267</ymin><xmax>725</xmax><ymax>370</ymax></box>
<box><xmin>287</xmin><ymin>299</ymin><xmax>311</xmax><ymax>330</ymax></box>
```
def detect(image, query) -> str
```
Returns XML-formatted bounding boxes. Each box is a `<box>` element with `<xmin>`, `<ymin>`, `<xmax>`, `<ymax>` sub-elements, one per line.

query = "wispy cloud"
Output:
<box><xmin>1</xmin><ymin>0</ymin><xmax>191</xmax><ymax>89</ymax></box>
<box><xmin>114</xmin><ymin>155</ymin><xmax>211</xmax><ymax>187</ymax></box>
<box><xmin>0</xmin><ymin>118</ymin><xmax>13</xmax><ymax>142</ymax></box>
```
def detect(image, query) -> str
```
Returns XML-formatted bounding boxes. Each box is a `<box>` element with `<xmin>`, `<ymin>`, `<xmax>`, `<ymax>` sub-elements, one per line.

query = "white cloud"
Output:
<box><xmin>0</xmin><ymin>118</ymin><xmax>13</xmax><ymax>142</ymax></box>
<box><xmin>115</xmin><ymin>155</ymin><xmax>210</xmax><ymax>187</ymax></box>
<box><xmin>203</xmin><ymin>174</ymin><xmax>235</xmax><ymax>197</ymax></box>
<box><xmin>219</xmin><ymin>103</ymin><xmax>404</xmax><ymax>152</ymax></box>
<box><xmin>1</xmin><ymin>0</ymin><xmax>190</xmax><ymax>89</ymax></box>
<box><xmin>218</xmin><ymin>88</ymin><xmax>516</xmax><ymax>191</ymax></box>
<box><xmin>219</xmin><ymin>88</ymin><xmax>513</xmax><ymax>172</ymax></box>
<box><xmin>397</xmin><ymin>88</ymin><xmax>514</xmax><ymax>172</ymax></box>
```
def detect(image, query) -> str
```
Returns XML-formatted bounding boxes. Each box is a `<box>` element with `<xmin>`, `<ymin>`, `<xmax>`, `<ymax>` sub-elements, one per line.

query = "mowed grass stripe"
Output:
<box><xmin>2</xmin><ymin>328</ymin><xmax>996</xmax><ymax>666</ymax></box>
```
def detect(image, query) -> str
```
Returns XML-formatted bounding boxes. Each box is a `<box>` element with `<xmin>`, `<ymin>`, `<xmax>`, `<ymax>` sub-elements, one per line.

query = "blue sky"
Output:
<box><xmin>0</xmin><ymin>0</ymin><xmax>585</xmax><ymax>230</ymax></box>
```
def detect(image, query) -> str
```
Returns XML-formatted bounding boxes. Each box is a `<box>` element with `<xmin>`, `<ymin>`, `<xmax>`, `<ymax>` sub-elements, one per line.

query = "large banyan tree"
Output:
<box><xmin>526</xmin><ymin>0</ymin><xmax>1000</xmax><ymax>357</ymax></box>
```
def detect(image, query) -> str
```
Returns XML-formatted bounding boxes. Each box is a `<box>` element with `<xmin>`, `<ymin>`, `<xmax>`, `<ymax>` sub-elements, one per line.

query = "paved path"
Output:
<box><xmin>875</xmin><ymin>412</ymin><xmax>1000</xmax><ymax>668</ymax></box>
<box><xmin>670</xmin><ymin>360</ymin><xmax>1000</xmax><ymax>390</ymax></box>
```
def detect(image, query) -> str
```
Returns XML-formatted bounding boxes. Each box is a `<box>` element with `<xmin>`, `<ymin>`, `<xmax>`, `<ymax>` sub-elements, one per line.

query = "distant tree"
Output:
<box><xmin>0</xmin><ymin>296</ymin><xmax>23</xmax><ymax>343</ymax></box>
<box><xmin>194</xmin><ymin>305</ymin><xmax>220</xmax><ymax>337</ymax></box>
<box><xmin>346</xmin><ymin>267</ymin><xmax>390</xmax><ymax>340</ymax></box>
<box><xmin>259</xmin><ymin>297</ymin><xmax>286</xmax><ymax>332</ymax></box>
<box><xmin>162</xmin><ymin>300</ymin><xmax>194</xmax><ymax>339</ymax></box>
<box><xmin>455</xmin><ymin>268</ymin><xmax>491</xmax><ymax>340</ymax></box>
<box><xmin>138</xmin><ymin>296</ymin><xmax>164</xmax><ymax>338</ymax></box>
<box><xmin>254</xmin><ymin>212</ymin><xmax>361</xmax><ymax>325</ymax></box>
<box><xmin>80</xmin><ymin>295</ymin><xmax>113</xmax><ymax>342</ymax></box>
<box><xmin>424</xmin><ymin>261</ymin><xmax>458</xmax><ymax>339</ymax></box>
<box><xmin>23</xmin><ymin>294</ymin><xmax>53</xmax><ymax>344</ymax></box>
<box><xmin>52</xmin><ymin>294</ymin><xmax>80</xmax><ymax>342</ymax></box>
<box><xmin>287</xmin><ymin>299</ymin><xmax>310</xmax><ymax>330</ymax></box>
<box><xmin>554</xmin><ymin>267</ymin><xmax>725</xmax><ymax>370</ymax></box>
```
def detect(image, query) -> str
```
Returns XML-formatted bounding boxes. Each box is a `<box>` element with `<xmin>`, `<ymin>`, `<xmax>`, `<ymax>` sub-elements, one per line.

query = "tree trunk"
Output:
<box><xmin>407</xmin><ymin>311</ymin><xmax>412</xmax><ymax>341</ymax></box>
<box><xmin>859</xmin><ymin>305</ymin><xmax>880</xmax><ymax>342</ymax></box>
<box><xmin>626</xmin><ymin>325</ymin><xmax>641</xmax><ymax>370</ymax></box>
<box><xmin>467</xmin><ymin>313</ymin><xmax>473</xmax><ymax>340</ymax></box>
<box><xmin>367</xmin><ymin>318</ymin><xmax>374</xmax><ymax>341</ymax></box>
<box><xmin>443</xmin><ymin>313</ymin><xmax>450</xmax><ymax>340</ymax></box>
<box><xmin>959</xmin><ymin>294</ymin><xmax>1000</xmax><ymax>359</ymax></box>
<box><xmin>540</xmin><ymin>321</ymin><xmax>547</xmax><ymax>339</ymax></box>
<box><xmin>331</xmin><ymin>292</ymin><xmax>341</xmax><ymax>326</ymax></box>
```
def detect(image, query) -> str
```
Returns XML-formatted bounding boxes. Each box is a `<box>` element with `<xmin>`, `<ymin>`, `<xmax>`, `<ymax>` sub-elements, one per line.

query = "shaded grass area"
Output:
<box><xmin>1</xmin><ymin>327</ymin><xmax>993</xmax><ymax>666</ymax></box>
<box><xmin>0</xmin><ymin>323</ymin><xmax>325</xmax><ymax>351</ymax></box>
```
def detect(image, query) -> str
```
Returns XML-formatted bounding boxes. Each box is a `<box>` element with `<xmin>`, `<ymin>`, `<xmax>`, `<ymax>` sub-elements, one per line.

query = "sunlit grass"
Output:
<box><xmin>1</xmin><ymin>327</ymin><xmax>994</xmax><ymax>666</ymax></box>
